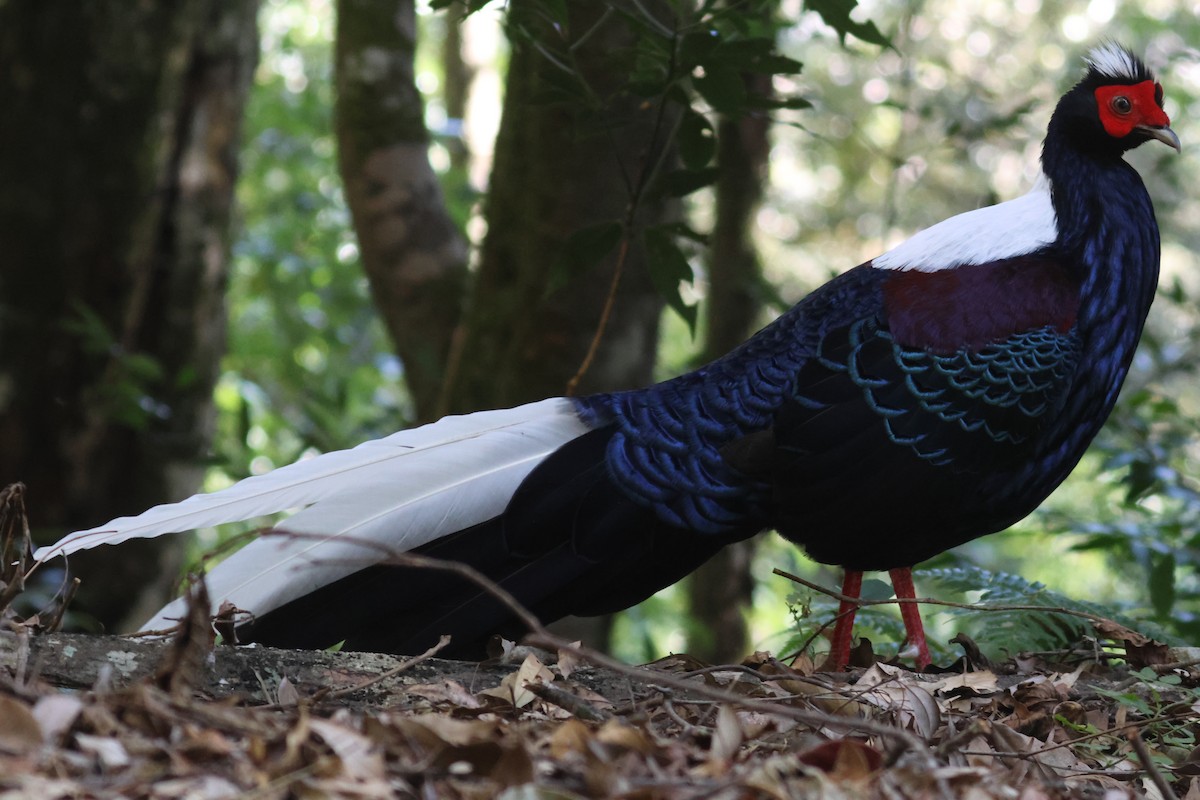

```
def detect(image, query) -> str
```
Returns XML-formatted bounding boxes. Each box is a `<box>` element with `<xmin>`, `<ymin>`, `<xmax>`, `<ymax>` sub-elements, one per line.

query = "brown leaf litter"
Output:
<box><xmin>2</xmin><ymin>626</ymin><xmax>1200</xmax><ymax>799</ymax></box>
<box><xmin>3</xmin><ymin>487</ymin><xmax>1200</xmax><ymax>798</ymax></box>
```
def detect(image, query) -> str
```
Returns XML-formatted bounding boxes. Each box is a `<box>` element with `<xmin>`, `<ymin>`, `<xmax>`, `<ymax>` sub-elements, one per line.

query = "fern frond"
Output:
<box><xmin>781</xmin><ymin>566</ymin><xmax>1176</xmax><ymax>665</ymax></box>
<box><xmin>917</xmin><ymin>566</ymin><xmax>1178</xmax><ymax>656</ymax></box>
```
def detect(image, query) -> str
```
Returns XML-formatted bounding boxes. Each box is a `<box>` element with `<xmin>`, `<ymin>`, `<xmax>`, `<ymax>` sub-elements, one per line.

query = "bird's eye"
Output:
<box><xmin>1111</xmin><ymin>96</ymin><xmax>1133</xmax><ymax>114</ymax></box>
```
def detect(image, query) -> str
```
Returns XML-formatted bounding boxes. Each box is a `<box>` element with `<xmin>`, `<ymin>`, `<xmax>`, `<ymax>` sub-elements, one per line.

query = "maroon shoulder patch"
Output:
<box><xmin>880</xmin><ymin>256</ymin><xmax>1081</xmax><ymax>353</ymax></box>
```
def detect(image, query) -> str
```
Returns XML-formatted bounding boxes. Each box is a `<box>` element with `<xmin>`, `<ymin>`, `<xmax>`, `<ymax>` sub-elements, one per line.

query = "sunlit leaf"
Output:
<box><xmin>804</xmin><ymin>0</ymin><xmax>891</xmax><ymax>47</ymax></box>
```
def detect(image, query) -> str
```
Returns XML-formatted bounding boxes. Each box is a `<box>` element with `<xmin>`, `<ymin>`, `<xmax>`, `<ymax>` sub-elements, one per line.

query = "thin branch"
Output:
<box><xmin>526</xmin><ymin>681</ymin><xmax>612</xmax><ymax>721</ymax></box>
<box><xmin>317</xmin><ymin>634</ymin><xmax>451</xmax><ymax>701</ymax></box>
<box><xmin>958</xmin><ymin>710</ymin><xmax>1199</xmax><ymax>761</ymax></box>
<box><xmin>569</xmin><ymin>5</ymin><xmax>615</xmax><ymax>52</ymax></box>
<box><xmin>565</xmin><ymin>235</ymin><xmax>630</xmax><ymax>396</ymax></box>
<box><xmin>526</xmin><ymin>37</ymin><xmax>575</xmax><ymax>75</ymax></box>
<box><xmin>623</xmin><ymin>0</ymin><xmax>677</xmax><ymax>37</ymax></box>
<box><xmin>1127</xmin><ymin>726</ymin><xmax>1179</xmax><ymax>800</ymax></box>
<box><xmin>561</xmin><ymin>9</ymin><xmax>684</xmax><ymax>392</ymax></box>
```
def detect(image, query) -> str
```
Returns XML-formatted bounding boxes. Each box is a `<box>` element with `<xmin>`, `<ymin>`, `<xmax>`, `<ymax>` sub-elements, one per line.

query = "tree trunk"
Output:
<box><xmin>441</xmin><ymin>1</ymin><xmax>672</xmax><ymax>415</ymax></box>
<box><xmin>440</xmin><ymin>4</ymin><xmax>475</xmax><ymax>175</ymax></box>
<box><xmin>335</xmin><ymin>0</ymin><xmax>470</xmax><ymax>423</ymax></box>
<box><xmin>434</xmin><ymin>1</ymin><xmax>680</xmax><ymax>649</ymax></box>
<box><xmin>685</xmin><ymin>74</ymin><xmax>773</xmax><ymax>664</ymax></box>
<box><xmin>0</xmin><ymin>1</ymin><xmax>259</xmax><ymax>630</ymax></box>
<box><xmin>702</xmin><ymin>90</ymin><xmax>772</xmax><ymax>362</ymax></box>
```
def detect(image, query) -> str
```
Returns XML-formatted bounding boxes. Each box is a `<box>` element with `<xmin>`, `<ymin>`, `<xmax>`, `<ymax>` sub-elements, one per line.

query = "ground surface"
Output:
<box><xmin>2</xmin><ymin>623</ymin><xmax>1199</xmax><ymax>799</ymax></box>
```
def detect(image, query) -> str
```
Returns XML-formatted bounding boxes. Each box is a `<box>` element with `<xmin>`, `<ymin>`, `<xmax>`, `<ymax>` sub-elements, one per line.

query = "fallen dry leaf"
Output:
<box><xmin>709</xmin><ymin>704</ymin><xmax>744</xmax><ymax>763</ymax></box>
<box><xmin>478</xmin><ymin>653</ymin><xmax>554</xmax><ymax>709</ymax></box>
<box><xmin>309</xmin><ymin>717</ymin><xmax>388</xmax><ymax>783</ymax></box>
<box><xmin>75</xmin><ymin>733</ymin><xmax>132</xmax><ymax>769</ymax></box>
<box><xmin>404</xmin><ymin>679</ymin><xmax>483</xmax><ymax>709</ymax></box>
<box><xmin>797</xmin><ymin>738</ymin><xmax>884</xmax><ymax>779</ymax></box>
<box><xmin>30</xmin><ymin>694</ymin><xmax>82</xmax><ymax>745</ymax></box>
<box><xmin>556</xmin><ymin>641</ymin><xmax>584</xmax><ymax>679</ymax></box>
<box><xmin>857</xmin><ymin>663</ymin><xmax>941</xmax><ymax>738</ymax></box>
<box><xmin>1094</xmin><ymin>619</ymin><xmax>1170</xmax><ymax>668</ymax></box>
<box><xmin>0</xmin><ymin>694</ymin><xmax>42</xmax><ymax>754</ymax></box>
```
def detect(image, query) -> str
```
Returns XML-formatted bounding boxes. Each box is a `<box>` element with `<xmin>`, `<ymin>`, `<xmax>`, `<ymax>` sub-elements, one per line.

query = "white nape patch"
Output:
<box><xmin>1085</xmin><ymin>42</ymin><xmax>1143</xmax><ymax>81</ymax></box>
<box><xmin>872</xmin><ymin>174</ymin><xmax>1058</xmax><ymax>272</ymax></box>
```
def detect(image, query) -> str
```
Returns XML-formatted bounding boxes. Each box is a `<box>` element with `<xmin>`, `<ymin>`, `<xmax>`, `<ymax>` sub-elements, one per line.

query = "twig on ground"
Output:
<box><xmin>1127</xmin><ymin>726</ymin><xmax>1178</xmax><ymax>800</ymax></box>
<box><xmin>317</xmin><ymin>635</ymin><xmax>452</xmax><ymax>702</ymax></box>
<box><xmin>526</xmin><ymin>681</ymin><xmax>611</xmax><ymax>722</ymax></box>
<box><xmin>1150</xmin><ymin>656</ymin><xmax>1200</xmax><ymax>674</ymax></box>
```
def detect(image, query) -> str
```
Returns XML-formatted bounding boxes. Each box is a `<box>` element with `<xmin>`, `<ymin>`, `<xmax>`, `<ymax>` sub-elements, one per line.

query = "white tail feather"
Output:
<box><xmin>33</xmin><ymin>398</ymin><xmax>591</xmax><ymax>629</ymax></box>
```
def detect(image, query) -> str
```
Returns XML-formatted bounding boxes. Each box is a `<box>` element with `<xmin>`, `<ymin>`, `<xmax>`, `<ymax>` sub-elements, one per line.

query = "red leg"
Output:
<box><xmin>889</xmin><ymin>567</ymin><xmax>931</xmax><ymax>670</ymax></box>
<box><xmin>828</xmin><ymin>570</ymin><xmax>863</xmax><ymax>670</ymax></box>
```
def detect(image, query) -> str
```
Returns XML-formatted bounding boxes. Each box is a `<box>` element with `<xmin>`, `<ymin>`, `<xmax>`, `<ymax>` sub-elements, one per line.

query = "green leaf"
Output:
<box><xmin>654</xmin><ymin>219</ymin><xmax>709</xmax><ymax>246</ymax></box>
<box><xmin>678</xmin><ymin>110</ymin><xmax>716</xmax><ymax>170</ymax></box>
<box><xmin>1150</xmin><ymin>552</ymin><xmax>1176</xmax><ymax>618</ymax></box>
<box><xmin>643</xmin><ymin>227</ymin><xmax>697</xmax><ymax>333</ymax></box>
<box><xmin>679</xmin><ymin>29</ymin><xmax>721</xmax><ymax>70</ymax></box>
<box><xmin>860</xmin><ymin>578</ymin><xmax>894</xmax><ymax>602</ymax></box>
<box><xmin>706</xmin><ymin>38</ymin><xmax>802</xmax><ymax>75</ymax></box>
<box><xmin>804</xmin><ymin>0</ymin><xmax>891</xmax><ymax>47</ymax></box>
<box><xmin>430</xmin><ymin>0</ymin><xmax>492</xmax><ymax>12</ymax></box>
<box><xmin>693</xmin><ymin>65</ymin><xmax>746</xmax><ymax>114</ymax></box>
<box><xmin>753</xmin><ymin>54</ymin><xmax>805</xmax><ymax>75</ymax></box>
<box><xmin>917</xmin><ymin>565</ymin><xmax>1181</xmax><ymax>657</ymax></box>
<box><xmin>752</xmin><ymin>94</ymin><xmax>813</xmax><ymax>111</ymax></box>
<box><xmin>549</xmin><ymin>221</ymin><xmax>624</xmax><ymax>294</ymax></box>
<box><xmin>659</xmin><ymin>167</ymin><xmax>720</xmax><ymax>197</ymax></box>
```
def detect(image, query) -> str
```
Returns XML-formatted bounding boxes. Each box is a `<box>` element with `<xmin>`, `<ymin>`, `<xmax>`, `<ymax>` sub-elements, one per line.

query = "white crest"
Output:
<box><xmin>872</xmin><ymin>174</ymin><xmax>1058</xmax><ymax>272</ymax></box>
<box><xmin>1085</xmin><ymin>42</ymin><xmax>1144</xmax><ymax>81</ymax></box>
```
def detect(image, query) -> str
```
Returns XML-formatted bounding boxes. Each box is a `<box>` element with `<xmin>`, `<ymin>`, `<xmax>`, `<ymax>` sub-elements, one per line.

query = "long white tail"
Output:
<box><xmin>33</xmin><ymin>398</ymin><xmax>591</xmax><ymax>630</ymax></box>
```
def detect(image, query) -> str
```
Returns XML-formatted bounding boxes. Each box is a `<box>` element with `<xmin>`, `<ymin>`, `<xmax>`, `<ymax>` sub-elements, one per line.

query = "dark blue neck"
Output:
<box><xmin>1042</xmin><ymin>137</ymin><xmax>1160</xmax><ymax>341</ymax></box>
<box><xmin>1013</xmin><ymin>136</ymin><xmax>1162</xmax><ymax>495</ymax></box>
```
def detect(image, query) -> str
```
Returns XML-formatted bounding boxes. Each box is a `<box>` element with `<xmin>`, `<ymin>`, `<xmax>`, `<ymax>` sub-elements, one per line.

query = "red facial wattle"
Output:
<box><xmin>1094</xmin><ymin>80</ymin><xmax>1170</xmax><ymax>138</ymax></box>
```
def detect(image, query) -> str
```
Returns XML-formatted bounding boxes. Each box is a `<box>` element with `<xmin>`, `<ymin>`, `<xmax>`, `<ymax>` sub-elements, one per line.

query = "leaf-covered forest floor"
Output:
<box><xmin>5</xmin><ymin>489</ymin><xmax>1200</xmax><ymax>799</ymax></box>
<box><xmin>2</xmin><ymin>625</ymin><xmax>1200</xmax><ymax>799</ymax></box>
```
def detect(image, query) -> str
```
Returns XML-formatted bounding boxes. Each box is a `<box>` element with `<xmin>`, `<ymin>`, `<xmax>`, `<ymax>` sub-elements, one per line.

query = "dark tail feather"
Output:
<box><xmin>241</xmin><ymin>426</ymin><xmax>754</xmax><ymax>657</ymax></box>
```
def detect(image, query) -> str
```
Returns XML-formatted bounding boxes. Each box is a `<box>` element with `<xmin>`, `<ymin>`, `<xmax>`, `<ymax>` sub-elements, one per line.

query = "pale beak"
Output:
<box><xmin>1138</xmin><ymin>124</ymin><xmax>1182</xmax><ymax>152</ymax></box>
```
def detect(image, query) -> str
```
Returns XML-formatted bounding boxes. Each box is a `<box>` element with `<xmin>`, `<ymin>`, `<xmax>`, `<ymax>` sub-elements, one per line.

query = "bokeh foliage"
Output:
<box><xmin>219</xmin><ymin>2</ymin><xmax>408</xmax><ymax>485</ymax></box>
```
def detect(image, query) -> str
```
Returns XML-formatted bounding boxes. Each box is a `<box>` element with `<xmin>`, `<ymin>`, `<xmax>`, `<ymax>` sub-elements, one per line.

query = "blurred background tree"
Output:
<box><xmin>0</xmin><ymin>1</ymin><xmax>260</xmax><ymax>630</ymax></box>
<box><xmin>3</xmin><ymin>0</ymin><xmax>1197</xmax><ymax>663</ymax></box>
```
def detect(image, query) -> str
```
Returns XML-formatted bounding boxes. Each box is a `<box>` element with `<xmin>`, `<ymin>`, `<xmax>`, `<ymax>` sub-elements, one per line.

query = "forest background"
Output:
<box><xmin>1</xmin><ymin>0</ymin><xmax>1198</xmax><ymax>668</ymax></box>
